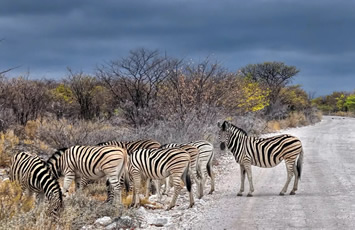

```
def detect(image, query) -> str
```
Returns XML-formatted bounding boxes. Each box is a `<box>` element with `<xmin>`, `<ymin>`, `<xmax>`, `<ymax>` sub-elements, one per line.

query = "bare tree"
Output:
<box><xmin>66</xmin><ymin>70</ymin><xmax>101</xmax><ymax>120</ymax></box>
<box><xmin>97</xmin><ymin>48</ymin><xmax>173</xmax><ymax>126</ymax></box>
<box><xmin>0</xmin><ymin>76</ymin><xmax>50</xmax><ymax>126</ymax></box>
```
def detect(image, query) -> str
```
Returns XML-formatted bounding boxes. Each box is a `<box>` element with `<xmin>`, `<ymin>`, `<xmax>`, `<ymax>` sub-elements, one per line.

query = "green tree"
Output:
<box><xmin>345</xmin><ymin>94</ymin><xmax>355</xmax><ymax>112</ymax></box>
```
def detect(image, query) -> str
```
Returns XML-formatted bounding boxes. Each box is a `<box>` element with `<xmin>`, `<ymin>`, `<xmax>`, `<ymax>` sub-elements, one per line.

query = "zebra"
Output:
<box><xmin>9</xmin><ymin>152</ymin><xmax>63</xmax><ymax>218</ymax></box>
<box><xmin>162</xmin><ymin>140</ymin><xmax>215</xmax><ymax>198</ymax></box>
<box><xmin>47</xmin><ymin>145</ymin><xmax>129</xmax><ymax>203</ymax></box>
<box><xmin>98</xmin><ymin>139</ymin><xmax>161</xmax><ymax>154</ymax></box>
<box><xmin>160</xmin><ymin>144</ymin><xmax>201</xmax><ymax>197</ymax></box>
<box><xmin>129</xmin><ymin>147</ymin><xmax>194</xmax><ymax>210</ymax></box>
<box><xmin>98</xmin><ymin>139</ymin><xmax>161</xmax><ymax>196</ymax></box>
<box><xmin>218</xmin><ymin>121</ymin><xmax>304</xmax><ymax>196</ymax></box>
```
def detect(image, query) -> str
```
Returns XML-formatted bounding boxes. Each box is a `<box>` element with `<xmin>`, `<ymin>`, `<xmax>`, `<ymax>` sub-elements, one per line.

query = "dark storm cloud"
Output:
<box><xmin>0</xmin><ymin>0</ymin><xmax>354</xmax><ymax>95</ymax></box>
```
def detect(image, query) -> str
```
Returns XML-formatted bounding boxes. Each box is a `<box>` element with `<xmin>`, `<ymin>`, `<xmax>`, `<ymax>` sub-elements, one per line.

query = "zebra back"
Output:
<box><xmin>219</xmin><ymin>121</ymin><xmax>303</xmax><ymax>168</ymax></box>
<box><xmin>10</xmin><ymin>152</ymin><xmax>63</xmax><ymax>218</ymax></box>
<box><xmin>130</xmin><ymin>147</ymin><xmax>191</xmax><ymax>180</ymax></box>
<box><xmin>48</xmin><ymin>145</ymin><xmax>128</xmax><ymax>181</ymax></box>
<box><xmin>161</xmin><ymin>143</ymin><xmax>199</xmax><ymax>172</ymax></box>
<box><xmin>99</xmin><ymin>139</ymin><xmax>161</xmax><ymax>155</ymax></box>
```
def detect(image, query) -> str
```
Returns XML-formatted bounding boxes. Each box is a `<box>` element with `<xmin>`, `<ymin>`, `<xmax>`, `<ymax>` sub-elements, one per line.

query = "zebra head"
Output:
<box><xmin>47</xmin><ymin>148</ymin><xmax>67</xmax><ymax>179</ymax></box>
<box><xmin>217</xmin><ymin>121</ymin><xmax>231</xmax><ymax>150</ymax></box>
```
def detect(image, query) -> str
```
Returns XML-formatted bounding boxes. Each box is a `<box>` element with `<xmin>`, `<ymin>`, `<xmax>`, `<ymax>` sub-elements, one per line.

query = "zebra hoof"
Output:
<box><xmin>290</xmin><ymin>191</ymin><xmax>296</xmax><ymax>195</ymax></box>
<box><xmin>237</xmin><ymin>193</ymin><xmax>243</xmax><ymax>196</ymax></box>
<box><xmin>208</xmin><ymin>189</ymin><xmax>214</xmax><ymax>195</ymax></box>
<box><xmin>247</xmin><ymin>194</ymin><xmax>253</xmax><ymax>197</ymax></box>
<box><xmin>279</xmin><ymin>192</ymin><xmax>285</xmax><ymax>196</ymax></box>
<box><xmin>166</xmin><ymin>205</ymin><xmax>174</xmax><ymax>211</ymax></box>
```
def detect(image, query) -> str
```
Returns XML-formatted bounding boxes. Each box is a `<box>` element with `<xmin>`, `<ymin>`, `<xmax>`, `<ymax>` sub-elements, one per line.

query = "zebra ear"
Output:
<box><xmin>221</xmin><ymin>121</ymin><xmax>228</xmax><ymax>131</ymax></box>
<box><xmin>217</xmin><ymin>122</ymin><xmax>221</xmax><ymax>128</ymax></box>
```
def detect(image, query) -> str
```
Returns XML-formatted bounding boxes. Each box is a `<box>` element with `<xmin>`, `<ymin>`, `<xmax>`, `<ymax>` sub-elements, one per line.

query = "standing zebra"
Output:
<box><xmin>98</xmin><ymin>139</ymin><xmax>161</xmax><ymax>196</ymax></box>
<box><xmin>47</xmin><ymin>145</ymin><xmax>129</xmax><ymax>203</ymax></box>
<box><xmin>97</xmin><ymin>139</ymin><xmax>161</xmax><ymax>154</ymax></box>
<box><xmin>9</xmin><ymin>152</ymin><xmax>63</xmax><ymax>218</ymax></box>
<box><xmin>161</xmin><ymin>144</ymin><xmax>201</xmax><ymax>197</ymax></box>
<box><xmin>129</xmin><ymin>147</ymin><xmax>194</xmax><ymax>210</ymax></box>
<box><xmin>162</xmin><ymin>140</ymin><xmax>215</xmax><ymax>198</ymax></box>
<box><xmin>218</xmin><ymin>121</ymin><xmax>304</xmax><ymax>196</ymax></box>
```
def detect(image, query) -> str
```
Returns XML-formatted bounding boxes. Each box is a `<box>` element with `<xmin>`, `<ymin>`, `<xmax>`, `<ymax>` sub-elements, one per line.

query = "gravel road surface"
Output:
<box><xmin>141</xmin><ymin>116</ymin><xmax>355</xmax><ymax>230</ymax></box>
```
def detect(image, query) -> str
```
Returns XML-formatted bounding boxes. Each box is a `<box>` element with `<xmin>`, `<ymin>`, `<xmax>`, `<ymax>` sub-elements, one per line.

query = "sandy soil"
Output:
<box><xmin>139</xmin><ymin>116</ymin><xmax>355</xmax><ymax>230</ymax></box>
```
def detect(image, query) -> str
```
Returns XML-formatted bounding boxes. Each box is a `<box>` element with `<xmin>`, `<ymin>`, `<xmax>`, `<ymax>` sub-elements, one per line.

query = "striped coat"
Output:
<box><xmin>9</xmin><ymin>152</ymin><xmax>63</xmax><ymax>218</ymax></box>
<box><xmin>129</xmin><ymin>147</ymin><xmax>194</xmax><ymax>210</ymax></box>
<box><xmin>218</xmin><ymin>121</ymin><xmax>304</xmax><ymax>196</ymax></box>
<box><xmin>162</xmin><ymin>140</ymin><xmax>215</xmax><ymax>198</ymax></box>
<box><xmin>47</xmin><ymin>145</ymin><xmax>129</xmax><ymax>203</ymax></box>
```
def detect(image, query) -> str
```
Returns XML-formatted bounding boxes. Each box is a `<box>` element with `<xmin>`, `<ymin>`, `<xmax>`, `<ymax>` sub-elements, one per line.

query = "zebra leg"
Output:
<box><xmin>199</xmin><ymin>164</ymin><xmax>206</xmax><ymax>198</ymax></box>
<box><xmin>79</xmin><ymin>178</ymin><xmax>89</xmax><ymax>191</ymax></box>
<box><xmin>107</xmin><ymin>176</ymin><xmax>121</xmax><ymax>204</ymax></box>
<box><xmin>145</xmin><ymin>179</ymin><xmax>151</xmax><ymax>199</ymax></box>
<box><xmin>191</xmin><ymin>171</ymin><xmax>202</xmax><ymax>199</ymax></box>
<box><xmin>280</xmin><ymin>161</ymin><xmax>294</xmax><ymax>195</ymax></box>
<box><xmin>207</xmin><ymin>158</ymin><xmax>215</xmax><ymax>195</ymax></box>
<box><xmin>244</xmin><ymin>164</ymin><xmax>254</xmax><ymax>197</ymax></box>
<box><xmin>154</xmin><ymin>180</ymin><xmax>162</xmax><ymax>202</ymax></box>
<box><xmin>167</xmin><ymin>174</ymin><xmax>183</xmax><ymax>210</ymax></box>
<box><xmin>130</xmin><ymin>170</ymin><xmax>141</xmax><ymax>208</ymax></box>
<box><xmin>290</xmin><ymin>163</ymin><xmax>299</xmax><ymax>195</ymax></box>
<box><xmin>74</xmin><ymin>176</ymin><xmax>81</xmax><ymax>191</ymax></box>
<box><xmin>35</xmin><ymin>193</ymin><xmax>45</xmax><ymax>205</ymax></box>
<box><xmin>162</xmin><ymin>177</ymin><xmax>169</xmax><ymax>195</ymax></box>
<box><xmin>62</xmin><ymin>172</ymin><xmax>75</xmax><ymax>195</ymax></box>
<box><xmin>237</xmin><ymin>164</ymin><xmax>246</xmax><ymax>196</ymax></box>
<box><xmin>105</xmin><ymin>180</ymin><xmax>114</xmax><ymax>203</ymax></box>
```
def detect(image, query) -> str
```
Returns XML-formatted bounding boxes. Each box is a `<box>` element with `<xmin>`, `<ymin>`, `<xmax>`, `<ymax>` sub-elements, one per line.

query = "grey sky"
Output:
<box><xmin>1</xmin><ymin>0</ymin><xmax>354</xmax><ymax>96</ymax></box>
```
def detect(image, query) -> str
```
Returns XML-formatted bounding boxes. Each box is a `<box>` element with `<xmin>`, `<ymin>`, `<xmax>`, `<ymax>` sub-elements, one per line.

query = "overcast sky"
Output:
<box><xmin>1</xmin><ymin>0</ymin><xmax>354</xmax><ymax>96</ymax></box>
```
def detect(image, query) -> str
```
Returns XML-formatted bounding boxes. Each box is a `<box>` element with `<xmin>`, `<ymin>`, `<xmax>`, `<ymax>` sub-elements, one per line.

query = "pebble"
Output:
<box><xmin>95</xmin><ymin>216</ymin><xmax>113</xmax><ymax>226</ymax></box>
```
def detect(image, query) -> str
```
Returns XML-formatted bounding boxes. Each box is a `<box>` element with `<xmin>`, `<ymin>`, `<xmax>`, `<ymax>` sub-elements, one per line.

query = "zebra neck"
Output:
<box><xmin>227</xmin><ymin>133</ymin><xmax>247</xmax><ymax>161</ymax></box>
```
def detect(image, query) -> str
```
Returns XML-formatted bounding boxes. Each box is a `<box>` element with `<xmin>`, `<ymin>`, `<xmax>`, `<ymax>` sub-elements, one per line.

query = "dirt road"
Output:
<box><xmin>141</xmin><ymin>116</ymin><xmax>355</xmax><ymax>229</ymax></box>
<box><xmin>188</xmin><ymin>116</ymin><xmax>355</xmax><ymax>229</ymax></box>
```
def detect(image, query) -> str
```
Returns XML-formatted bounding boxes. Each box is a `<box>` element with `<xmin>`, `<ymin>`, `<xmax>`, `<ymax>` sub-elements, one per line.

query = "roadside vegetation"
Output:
<box><xmin>0</xmin><ymin>48</ymin><xmax>321</xmax><ymax>229</ymax></box>
<box><xmin>312</xmin><ymin>91</ymin><xmax>355</xmax><ymax>117</ymax></box>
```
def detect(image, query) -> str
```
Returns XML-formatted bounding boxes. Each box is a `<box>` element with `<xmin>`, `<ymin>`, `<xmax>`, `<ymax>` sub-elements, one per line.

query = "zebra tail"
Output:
<box><xmin>297</xmin><ymin>148</ymin><xmax>304</xmax><ymax>180</ymax></box>
<box><xmin>206</xmin><ymin>151</ymin><xmax>214</xmax><ymax>178</ymax></box>
<box><xmin>182</xmin><ymin>163</ymin><xmax>192</xmax><ymax>192</ymax></box>
<box><xmin>123</xmin><ymin>149</ymin><xmax>130</xmax><ymax>192</ymax></box>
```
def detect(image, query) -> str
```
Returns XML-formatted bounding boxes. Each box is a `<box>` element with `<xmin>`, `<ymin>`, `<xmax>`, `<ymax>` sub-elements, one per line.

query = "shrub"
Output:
<box><xmin>0</xmin><ymin>130</ymin><xmax>20</xmax><ymax>167</ymax></box>
<box><xmin>37</xmin><ymin>118</ymin><xmax>122</xmax><ymax>150</ymax></box>
<box><xmin>0</xmin><ymin>180</ymin><xmax>34</xmax><ymax>222</ymax></box>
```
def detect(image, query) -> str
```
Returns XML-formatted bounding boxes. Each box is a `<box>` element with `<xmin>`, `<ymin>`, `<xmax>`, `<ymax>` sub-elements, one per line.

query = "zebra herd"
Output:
<box><xmin>9</xmin><ymin>139</ymin><xmax>215</xmax><ymax>218</ymax></box>
<box><xmin>8</xmin><ymin>120</ymin><xmax>304</xmax><ymax>220</ymax></box>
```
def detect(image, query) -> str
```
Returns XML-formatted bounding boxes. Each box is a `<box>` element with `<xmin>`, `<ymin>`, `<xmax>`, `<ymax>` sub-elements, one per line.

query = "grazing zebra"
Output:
<box><xmin>162</xmin><ymin>140</ymin><xmax>215</xmax><ymax>198</ymax></box>
<box><xmin>47</xmin><ymin>145</ymin><xmax>129</xmax><ymax>203</ymax></box>
<box><xmin>9</xmin><ymin>152</ymin><xmax>63</xmax><ymax>218</ymax></box>
<box><xmin>129</xmin><ymin>147</ymin><xmax>194</xmax><ymax>210</ymax></box>
<box><xmin>218</xmin><ymin>121</ymin><xmax>304</xmax><ymax>196</ymax></box>
<box><xmin>160</xmin><ymin>144</ymin><xmax>201</xmax><ymax>196</ymax></box>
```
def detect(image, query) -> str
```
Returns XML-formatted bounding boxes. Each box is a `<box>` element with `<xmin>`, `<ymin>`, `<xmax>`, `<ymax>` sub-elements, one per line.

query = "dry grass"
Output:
<box><xmin>0</xmin><ymin>130</ymin><xmax>19</xmax><ymax>167</ymax></box>
<box><xmin>0</xmin><ymin>180</ymin><xmax>141</xmax><ymax>230</ymax></box>
<box><xmin>0</xmin><ymin>180</ymin><xmax>35</xmax><ymax>222</ymax></box>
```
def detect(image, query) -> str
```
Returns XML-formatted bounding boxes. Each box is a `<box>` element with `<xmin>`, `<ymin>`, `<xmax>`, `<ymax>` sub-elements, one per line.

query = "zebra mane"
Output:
<box><xmin>224</xmin><ymin>121</ymin><xmax>248</xmax><ymax>136</ymax></box>
<box><xmin>47</xmin><ymin>148</ymin><xmax>67</xmax><ymax>163</ymax></box>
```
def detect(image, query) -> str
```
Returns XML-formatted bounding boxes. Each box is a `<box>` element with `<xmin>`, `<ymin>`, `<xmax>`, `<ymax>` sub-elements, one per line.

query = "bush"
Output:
<box><xmin>0</xmin><ymin>130</ymin><xmax>20</xmax><ymax>167</ymax></box>
<box><xmin>0</xmin><ymin>180</ymin><xmax>35</xmax><ymax>222</ymax></box>
<box><xmin>37</xmin><ymin>118</ymin><xmax>123</xmax><ymax>151</ymax></box>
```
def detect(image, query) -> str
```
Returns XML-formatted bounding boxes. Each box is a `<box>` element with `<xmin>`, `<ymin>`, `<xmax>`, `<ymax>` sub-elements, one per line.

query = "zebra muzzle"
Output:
<box><xmin>220</xmin><ymin>142</ymin><xmax>226</xmax><ymax>150</ymax></box>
